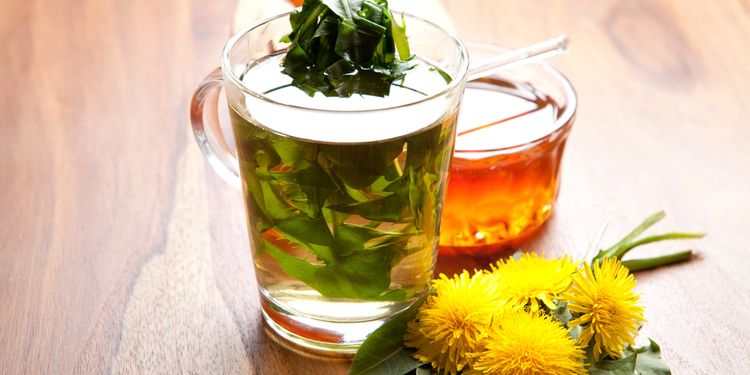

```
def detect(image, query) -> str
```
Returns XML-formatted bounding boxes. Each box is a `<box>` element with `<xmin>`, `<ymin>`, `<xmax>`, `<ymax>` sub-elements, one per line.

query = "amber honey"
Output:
<box><xmin>438</xmin><ymin>75</ymin><xmax>575</xmax><ymax>256</ymax></box>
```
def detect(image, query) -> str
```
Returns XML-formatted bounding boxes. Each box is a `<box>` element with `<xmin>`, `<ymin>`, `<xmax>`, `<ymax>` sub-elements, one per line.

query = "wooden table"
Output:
<box><xmin>2</xmin><ymin>0</ymin><xmax>749</xmax><ymax>373</ymax></box>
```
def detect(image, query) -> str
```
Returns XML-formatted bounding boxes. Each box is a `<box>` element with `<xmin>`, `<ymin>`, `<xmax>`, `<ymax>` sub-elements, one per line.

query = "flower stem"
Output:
<box><xmin>612</xmin><ymin>232</ymin><xmax>705</xmax><ymax>259</ymax></box>
<box><xmin>601</xmin><ymin>211</ymin><xmax>665</xmax><ymax>258</ymax></box>
<box><xmin>621</xmin><ymin>250</ymin><xmax>693</xmax><ymax>272</ymax></box>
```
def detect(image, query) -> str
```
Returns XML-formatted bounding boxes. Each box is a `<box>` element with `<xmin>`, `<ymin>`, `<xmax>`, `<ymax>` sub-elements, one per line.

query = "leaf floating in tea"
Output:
<box><xmin>231</xmin><ymin>106</ymin><xmax>458</xmax><ymax>301</ymax></box>
<box><xmin>280</xmin><ymin>0</ymin><xmax>418</xmax><ymax>97</ymax></box>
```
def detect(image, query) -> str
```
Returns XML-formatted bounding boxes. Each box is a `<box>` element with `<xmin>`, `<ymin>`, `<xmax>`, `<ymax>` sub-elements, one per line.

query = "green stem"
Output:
<box><xmin>612</xmin><ymin>232</ymin><xmax>706</xmax><ymax>259</ymax></box>
<box><xmin>391</xmin><ymin>83</ymin><xmax>427</xmax><ymax>96</ymax></box>
<box><xmin>621</xmin><ymin>250</ymin><xmax>693</xmax><ymax>272</ymax></box>
<box><xmin>601</xmin><ymin>211</ymin><xmax>665</xmax><ymax>258</ymax></box>
<box><xmin>262</xmin><ymin>83</ymin><xmax>293</xmax><ymax>95</ymax></box>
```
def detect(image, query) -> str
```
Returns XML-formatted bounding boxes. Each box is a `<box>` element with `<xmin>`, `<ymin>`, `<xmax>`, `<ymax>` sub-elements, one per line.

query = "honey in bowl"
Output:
<box><xmin>438</xmin><ymin>60</ymin><xmax>576</xmax><ymax>257</ymax></box>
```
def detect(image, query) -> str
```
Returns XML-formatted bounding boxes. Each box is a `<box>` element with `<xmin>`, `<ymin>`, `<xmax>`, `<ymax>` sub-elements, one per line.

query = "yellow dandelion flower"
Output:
<box><xmin>467</xmin><ymin>311</ymin><xmax>586</xmax><ymax>375</ymax></box>
<box><xmin>564</xmin><ymin>257</ymin><xmax>645</xmax><ymax>361</ymax></box>
<box><xmin>491</xmin><ymin>253</ymin><xmax>579</xmax><ymax>311</ymax></box>
<box><xmin>404</xmin><ymin>270</ymin><xmax>507</xmax><ymax>375</ymax></box>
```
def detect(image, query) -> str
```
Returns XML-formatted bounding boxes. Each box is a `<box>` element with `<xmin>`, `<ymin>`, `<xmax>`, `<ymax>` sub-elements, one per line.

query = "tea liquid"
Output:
<box><xmin>439</xmin><ymin>77</ymin><xmax>572</xmax><ymax>256</ymax></box>
<box><xmin>230</xmin><ymin>54</ymin><xmax>457</xmax><ymax>347</ymax></box>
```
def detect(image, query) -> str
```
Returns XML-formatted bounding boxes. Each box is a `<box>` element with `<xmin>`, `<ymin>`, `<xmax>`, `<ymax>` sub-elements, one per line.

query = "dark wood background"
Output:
<box><xmin>1</xmin><ymin>0</ymin><xmax>749</xmax><ymax>373</ymax></box>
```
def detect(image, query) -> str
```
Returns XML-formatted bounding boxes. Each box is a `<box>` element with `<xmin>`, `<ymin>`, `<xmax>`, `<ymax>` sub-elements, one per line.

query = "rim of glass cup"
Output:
<box><xmin>453</xmin><ymin>42</ymin><xmax>577</xmax><ymax>155</ymax></box>
<box><xmin>221</xmin><ymin>11</ymin><xmax>470</xmax><ymax>114</ymax></box>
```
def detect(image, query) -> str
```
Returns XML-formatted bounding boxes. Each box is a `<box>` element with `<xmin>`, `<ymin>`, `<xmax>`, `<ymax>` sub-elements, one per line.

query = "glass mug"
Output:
<box><xmin>190</xmin><ymin>12</ymin><xmax>468</xmax><ymax>352</ymax></box>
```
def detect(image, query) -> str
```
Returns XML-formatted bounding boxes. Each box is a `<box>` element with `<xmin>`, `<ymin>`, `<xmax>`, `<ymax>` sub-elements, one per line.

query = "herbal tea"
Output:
<box><xmin>439</xmin><ymin>76</ymin><xmax>573</xmax><ymax>256</ymax></box>
<box><xmin>191</xmin><ymin>3</ymin><xmax>468</xmax><ymax>352</ymax></box>
<box><xmin>230</xmin><ymin>54</ymin><xmax>457</xmax><ymax>341</ymax></box>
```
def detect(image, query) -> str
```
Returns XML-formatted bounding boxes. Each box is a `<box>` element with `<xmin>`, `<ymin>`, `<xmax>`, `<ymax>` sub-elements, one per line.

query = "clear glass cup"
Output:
<box><xmin>190</xmin><ymin>12</ymin><xmax>468</xmax><ymax>352</ymax></box>
<box><xmin>438</xmin><ymin>43</ymin><xmax>577</xmax><ymax>258</ymax></box>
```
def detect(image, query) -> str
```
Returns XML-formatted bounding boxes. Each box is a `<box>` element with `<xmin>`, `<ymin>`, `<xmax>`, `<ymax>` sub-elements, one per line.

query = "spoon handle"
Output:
<box><xmin>467</xmin><ymin>34</ymin><xmax>569</xmax><ymax>81</ymax></box>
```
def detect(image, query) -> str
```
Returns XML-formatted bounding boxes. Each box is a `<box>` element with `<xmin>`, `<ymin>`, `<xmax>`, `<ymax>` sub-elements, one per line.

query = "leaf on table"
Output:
<box><xmin>588</xmin><ymin>353</ymin><xmax>636</xmax><ymax>375</ymax></box>
<box><xmin>349</xmin><ymin>293</ymin><xmax>428</xmax><ymax>375</ymax></box>
<box><xmin>589</xmin><ymin>339</ymin><xmax>671</xmax><ymax>375</ymax></box>
<box><xmin>630</xmin><ymin>339</ymin><xmax>672</xmax><ymax>375</ymax></box>
<box><xmin>412</xmin><ymin>366</ymin><xmax>433</xmax><ymax>375</ymax></box>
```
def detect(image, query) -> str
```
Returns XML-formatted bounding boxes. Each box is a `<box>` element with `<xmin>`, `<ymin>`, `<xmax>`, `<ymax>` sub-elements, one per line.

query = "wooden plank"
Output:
<box><xmin>0</xmin><ymin>0</ymin><xmax>748</xmax><ymax>374</ymax></box>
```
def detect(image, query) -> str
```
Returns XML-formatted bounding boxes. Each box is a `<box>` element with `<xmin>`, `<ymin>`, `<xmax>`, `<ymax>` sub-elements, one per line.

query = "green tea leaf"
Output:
<box><xmin>333</xmin><ymin>223</ymin><xmax>408</xmax><ymax>255</ymax></box>
<box><xmin>263</xmin><ymin>240</ymin><xmax>339</xmax><ymax>293</ymax></box>
<box><xmin>231</xmin><ymin>96</ymin><xmax>455</xmax><ymax>302</ymax></box>
<box><xmin>332</xmin><ymin>68</ymin><xmax>394</xmax><ymax>97</ymax></box>
<box><xmin>319</xmin><ymin>140</ymin><xmax>405</xmax><ymax>189</ymax></box>
<box><xmin>274</xmin><ymin>182</ymin><xmax>316</xmax><ymax>217</ymax></box>
<box><xmin>335</xmin><ymin>18</ymin><xmax>386</xmax><ymax>65</ymax></box>
<box><xmin>407</xmin><ymin>168</ymin><xmax>424</xmax><ymax>224</ymax></box>
<box><xmin>390</xmin><ymin>12</ymin><xmax>410</xmax><ymax>59</ymax></box>
<box><xmin>268</xmin><ymin>134</ymin><xmax>314</xmax><ymax>167</ymax></box>
<box><xmin>404</xmin><ymin>124</ymin><xmax>441</xmax><ymax>170</ymax></box>
<box><xmin>321</xmin><ymin>0</ymin><xmax>362</xmax><ymax>20</ymax></box>
<box><xmin>276</xmin><ymin>216</ymin><xmax>336</xmax><ymax>263</ymax></box>
<box><xmin>370</xmin><ymin>288</ymin><xmax>408</xmax><ymax>302</ymax></box>
<box><xmin>338</xmin><ymin>246</ymin><xmax>396</xmax><ymax>296</ymax></box>
<box><xmin>281</xmin><ymin>0</ymin><xmax>416</xmax><ymax>97</ymax></box>
<box><xmin>264</xmin><ymin>240</ymin><xmax>360</xmax><ymax>298</ymax></box>
<box><xmin>271</xmin><ymin>164</ymin><xmax>336</xmax><ymax>189</ymax></box>
<box><xmin>243</xmin><ymin>177</ymin><xmax>274</xmax><ymax>235</ymax></box>
<box><xmin>312</xmin><ymin>13</ymin><xmax>340</xmax><ymax>39</ymax></box>
<box><xmin>257</xmin><ymin>179</ymin><xmax>298</xmax><ymax>221</ymax></box>
<box><xmin>265</xmin><ymin>174</ymin><xmax>333</xmax><ymax>219</ymax></box>
<box><xmin>264</xmin><ymin>238</ymin><xmax>398</xmax><ymax>299</ymax></box>
<box><xmin>328</xmin><ymin>193</ymin><xmax>410</xmax><ymax>222</ymax></box>
<box><xmin>383</xmin><ymin>172</ymin><xmax>409</xmax><ymax>196</ymax></box>
<box><xmin>429</xmin><ymin>66</ymin><xmax>453</xmax><ymax>84</ymax></box>
<box><xmin>349</xmin><ymin>293</ymin><xmax>428</xmax><ymax>375</ymax></box>
<box><xmin>300</xmin><ymin>185</ymin><xmax>334</xmax><ymax>218</ymax></box>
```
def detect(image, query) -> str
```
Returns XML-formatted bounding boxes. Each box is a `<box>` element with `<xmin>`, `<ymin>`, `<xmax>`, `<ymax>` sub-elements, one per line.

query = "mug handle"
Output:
<box><xmin>190</xmin><ymin>67</ymin><xmax>241</xmax><ymax>189</ymax></box>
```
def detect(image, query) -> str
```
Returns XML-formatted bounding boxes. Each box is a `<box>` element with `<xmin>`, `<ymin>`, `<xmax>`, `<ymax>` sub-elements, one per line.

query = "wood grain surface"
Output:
<box><xmin>1</xmin><ymin>0</ymin><xmax>749</xmax><ymax>374</ymax></box>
